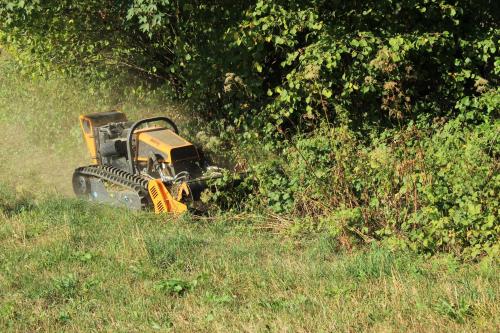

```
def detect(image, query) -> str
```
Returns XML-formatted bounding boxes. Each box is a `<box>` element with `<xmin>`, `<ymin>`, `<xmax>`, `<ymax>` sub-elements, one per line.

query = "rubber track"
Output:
<box><xmin>73</xmin><ymin>165</ymin><xmax>150</xmax><ymax>208</ymax></box>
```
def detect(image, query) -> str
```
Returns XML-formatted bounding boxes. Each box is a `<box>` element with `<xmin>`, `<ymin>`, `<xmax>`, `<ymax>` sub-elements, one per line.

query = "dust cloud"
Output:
<box><xmin>0</xmin><ymin>123</ymin><xmax>86</xmax><ymax>197</ymax></box>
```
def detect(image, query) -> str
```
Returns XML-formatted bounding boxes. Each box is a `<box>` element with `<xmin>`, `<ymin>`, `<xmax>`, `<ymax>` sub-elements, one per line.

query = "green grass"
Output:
<box><xmin>0</xmin><ymin>196</ymin><xmax>499</xmax><ymax>332</ymax></box>
<box><xmin>0</xmin><ymin>48</ymin><xmax>499</xmax><ymax>332</ymax></box>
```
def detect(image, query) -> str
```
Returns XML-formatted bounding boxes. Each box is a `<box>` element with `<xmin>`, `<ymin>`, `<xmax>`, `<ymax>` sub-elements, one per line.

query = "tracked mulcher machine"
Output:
<box><xmin>72</xmin><ymin>111</ymin><xmax>223</xmax><ymax>214</ymax></box>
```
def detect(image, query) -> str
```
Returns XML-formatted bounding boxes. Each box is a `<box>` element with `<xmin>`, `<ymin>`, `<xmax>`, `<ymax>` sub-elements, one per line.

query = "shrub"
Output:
<box><xmin>240</xmin><ymin>118</ymin><xmax>499</xmax><ymax>258</ymax></box>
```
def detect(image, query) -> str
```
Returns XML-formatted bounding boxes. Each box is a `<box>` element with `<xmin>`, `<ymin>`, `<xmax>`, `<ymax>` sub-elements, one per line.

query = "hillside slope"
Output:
<box><xmin>1</xmin><ymin>195</ymin><xmax>499</xmax><ymax>332</ymax></box>
<box><xmin>0</xmin><ymin>49</ymin><xmax>499</xmax><ymax>333</ymax></box>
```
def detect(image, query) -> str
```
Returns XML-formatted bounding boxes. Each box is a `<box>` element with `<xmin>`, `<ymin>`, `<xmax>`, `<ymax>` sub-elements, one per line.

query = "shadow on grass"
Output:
<box><xmin>0</xmin><ymin>187</ymin><xmax>35</xmax><ymax>217</ymax></box>
<box><xmin>146</xmin><ymin>233</ymin><xmax>209</xmax><ymax>270</ymax></box>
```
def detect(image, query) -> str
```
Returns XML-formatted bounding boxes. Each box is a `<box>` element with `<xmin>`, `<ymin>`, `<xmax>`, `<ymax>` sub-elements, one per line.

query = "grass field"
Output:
<box><xmin>1</xmin><ymin>51</ymin><xmax>499</xmax><ymax>332</ymax></box>
<box><xmin>1</xmin><ymin>197</ymin><xmax>499</xmax><ymax>332</ymax></box>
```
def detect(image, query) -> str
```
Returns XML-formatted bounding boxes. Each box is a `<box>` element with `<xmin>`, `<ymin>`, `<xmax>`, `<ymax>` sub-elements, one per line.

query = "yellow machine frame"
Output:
<box><xmin>78</xmin><ymin>112</ymin><xmax>190</xmax><ymax>215</ymax></box>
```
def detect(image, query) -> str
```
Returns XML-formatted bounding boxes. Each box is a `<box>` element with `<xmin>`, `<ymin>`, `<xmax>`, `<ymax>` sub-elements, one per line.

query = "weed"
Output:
<box><xmin>0</xmin><ymin>185</ymin><xmax>33</xmax><ymax>217</ymax></box>
<box><xmin>150</xmin><ymin>319</ymin><xmax>173</xmax><ymax>330</ymax></box>
<box><xmin>0</xmin><ymin>302</ymin><xmax>14</xmax><ymax>323</ymax></box>
<box><xmin>154</xmin><ymin>279</ymin><xmax>194</xmax><ymax>296</ymax></box>
<box><xmin>258</xmin><ymin>299</ymin><xmax>289</xmax><ymax>312</ymax></box>
<box><xmin>325</xmin><ymin>283</ymin><xmax>357</xmax><ymax>299</ymax></box>
<box><xmin>58</xmin><ymin>311</ymin><xmax>71</xmax><ymax>324</ymax></box>
<box><xmin>73</xmin><ymin>251</ymin><xmax>94</xmax><ymax>263</ymax></box>
<box><xmin>52</xmin><ymin>274</ymin><xmax>79</xmax><ymax>301</ymax></box>
<box><xmin>340</xmin><ymin>245</ymin><xmax>420</xmax><ymax>280</ymax></box>
<box><xmin>204</xmin><ymin>291</ymin><xmax>235</xmax><ymax>305</ymax></box>
<box><xmin>435</xmin><ymin>298</ymin><xmax>474</xmax><ymax>323</ymax></box>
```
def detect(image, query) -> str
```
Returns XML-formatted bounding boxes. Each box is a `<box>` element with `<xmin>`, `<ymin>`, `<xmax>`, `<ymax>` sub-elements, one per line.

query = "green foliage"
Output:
<box><xmin>241</xmin><ymin>118</ymin><xmax>499</xmax><ymax>258</ymax></box>
<box><xmin>0</xmin><ymin>0</ymin><xmax>134</xmax><ymax>79</ymax></box>
<box><xmin>435</xmin><ymin>297</ymin><xmax>473</xmax><ymax>324</ymax></box>
<box><xmin>200</xmin><ymin>169</ymin><xmax>254</xmax><ymax>212</ymax></box>
<box><xmin>3</xmin><ymin>1</ymin><xmax>497</xmax><ymax>131</ymax></box>
<box><xmin>405</xmin><ymin>120</ymin><xmax>499</xmax><ymax>258</ymax></box>
<box><xmin>229</xmin><ymin>0</ymin><xmax>499</xmax><ymax>140</ymax></box>
<box><xmin>338</xmin><ymin>245</ymin><xmax>421</xmax><ymax>280</ymax></box>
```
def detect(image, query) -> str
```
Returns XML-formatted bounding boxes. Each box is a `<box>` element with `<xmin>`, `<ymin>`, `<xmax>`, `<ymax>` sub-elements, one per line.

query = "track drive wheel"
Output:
<box><xmin>72</xmin><ymin>172</ymin><xmax>91</xmax><ymax>197</ymax></box>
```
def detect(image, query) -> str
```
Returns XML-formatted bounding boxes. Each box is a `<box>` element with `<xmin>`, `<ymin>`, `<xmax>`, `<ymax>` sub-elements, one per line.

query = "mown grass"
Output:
<box><xmin>0</xmin><ymin>194</ymin><xmax>499</xmax><ymax>332</ymax></box>
<box><xmin>1</xmin><ymin>48</ymin><xmax>499</xmax><ymax>332</ymax></box>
